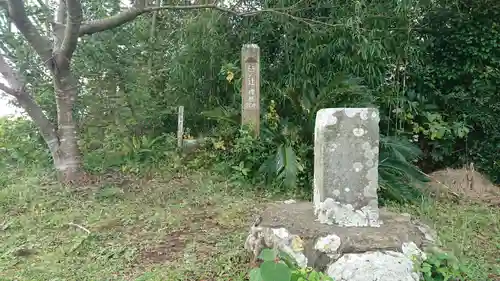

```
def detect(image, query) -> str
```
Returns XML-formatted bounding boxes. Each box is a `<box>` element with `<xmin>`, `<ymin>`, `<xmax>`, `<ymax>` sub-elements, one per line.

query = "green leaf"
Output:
<box><xmin>421</xmin><ymin>263</ymin><xmax>432</xmax><ymax>273</ymax></box>
<box><xmin>278</xmin><ymin>251</ymin><xmax>298</xmax><ymax>269</ymax></box>
<box><xmin>258</xmin><ymin>248</ymin><xmax>278</xmax><ymax>262</ymax></box>
<box><xmin>260</xmin><ymin>261</ymin><xmax>292</xmax><ymax>281</ymax></box>
<box><xmin>274</xmin><ymin>144</ymin><xmax>299</xmax><ymax>190</ymax></box>
<box><xmin>250</xmin><ymin>268</ymin><xmax>263</xmax><ymax>281</ymax></box>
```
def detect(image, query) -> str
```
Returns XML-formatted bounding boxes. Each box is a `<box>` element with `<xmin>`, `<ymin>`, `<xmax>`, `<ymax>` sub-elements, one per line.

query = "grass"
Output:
<box><xmin>391</xmin><ymin>199</ymin><xmax>500</xmax><ymax>280</ymax></box>
<box><xmin>0</xmin><ymin>168</ymin><xmax>499</xmax><ymax>281</ymax></box>
<box><xmin>0</xmin><ymin>169</ymin><xmax>267</xmax><ymax>280</ymax></box>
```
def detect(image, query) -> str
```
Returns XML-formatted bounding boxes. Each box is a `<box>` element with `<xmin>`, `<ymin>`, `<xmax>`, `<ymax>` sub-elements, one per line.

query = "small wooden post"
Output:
<box><xmin>241</xmin><ymin>44</ymin><xmax>260</xmax><ymax>136</ymax></box>
<box><xmin>177</xmin><ymin>106</ymin><xmax>184</xmax><ymax>148</ymax></box>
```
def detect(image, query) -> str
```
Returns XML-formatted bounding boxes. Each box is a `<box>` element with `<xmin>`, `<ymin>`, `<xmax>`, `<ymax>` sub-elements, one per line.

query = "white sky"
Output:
<box><xmin>0</xmin><ymin>99</ymin><xmax>18</xmax><ymax>116</ymax></box>
<box><xmin>0</xmin><ymin>98</ymin><xmax>15</xmax><ymax>116</ymax></box>
<box><xmin>0</xmin><ymin>77</ymin><xmax>20</xmax><ymax>117</ymax></box>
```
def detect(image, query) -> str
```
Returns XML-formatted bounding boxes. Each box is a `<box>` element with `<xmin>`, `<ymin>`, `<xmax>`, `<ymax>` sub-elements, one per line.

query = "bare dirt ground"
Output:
<box><xmin>425</xmin><ymin>164</ymin><xmax>500</xmax><ymax>206</ymax></box>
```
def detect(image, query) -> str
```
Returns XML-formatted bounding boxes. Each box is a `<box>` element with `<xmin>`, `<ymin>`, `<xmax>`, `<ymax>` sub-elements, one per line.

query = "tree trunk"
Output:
<box><xmin>52</xmin><ymin>69</ymin><xmax>83</xmax><ymax>183</ymax></box>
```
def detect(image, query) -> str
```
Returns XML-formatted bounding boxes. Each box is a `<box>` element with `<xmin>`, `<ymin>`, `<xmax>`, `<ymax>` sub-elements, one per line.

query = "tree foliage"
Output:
<box><xmin>409</xmin><ymin>0</ymin><xmax>500</xmax><ymax>181</ymax></box>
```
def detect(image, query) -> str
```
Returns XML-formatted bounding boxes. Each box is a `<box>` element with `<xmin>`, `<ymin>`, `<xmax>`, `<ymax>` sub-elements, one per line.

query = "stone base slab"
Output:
<box><xmin>244</xmin><ymin>201</ymin><xmax>439</xmax><ymax>281</ymax></box>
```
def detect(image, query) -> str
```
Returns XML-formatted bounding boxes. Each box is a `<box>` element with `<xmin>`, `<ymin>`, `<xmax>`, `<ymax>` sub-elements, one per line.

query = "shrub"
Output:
<box><xmin>198</xmin><ymin>99</ymin><xmax>429</xmax><ymax>203</ymax></box>
<box><xmin>413</xmin><ymin>249</ymin><xmax>469</xmax><ymax>281</ymax></box>
<box><xmin>0</xmin><ymin>116</ymin><xmax>51</xmax><ymax>169</ymax></box>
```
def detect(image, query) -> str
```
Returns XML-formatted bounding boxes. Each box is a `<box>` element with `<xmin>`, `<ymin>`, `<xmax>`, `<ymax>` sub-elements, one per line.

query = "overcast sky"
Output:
<box><xmin>0</xmin><ymin>77</ymin><xmax>19</xmax><ymax>117</ymax></box>
<box><xmin>0</xmin><ymin>99</ymin><xmax>17</xmax><ymax>116</ymax></box>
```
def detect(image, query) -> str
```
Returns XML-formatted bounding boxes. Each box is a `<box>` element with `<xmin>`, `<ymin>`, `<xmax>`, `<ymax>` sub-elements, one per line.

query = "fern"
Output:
<box><xmin>200</xmin><ymin>106</ymin><xmax>239</xmax><ymax>125</ymax></box>
<box><xmin>378</xmin><ymin>135</ymin><xmax>429</xmax><ymax>204</ymax></box>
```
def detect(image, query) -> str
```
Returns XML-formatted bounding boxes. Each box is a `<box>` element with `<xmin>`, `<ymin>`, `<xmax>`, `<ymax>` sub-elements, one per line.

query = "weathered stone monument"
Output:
<box><xmin>241</xmin><ymin>44</ymin><xmax>260</xmax><ymax>136</ymax></box>
<box><xmin>314</xmin><ymin>108</ymin><xmax>381</xmax><ymax>227</ymax></box>
<box><xmin>244</xmin><ymin>108</ymin><xmax>439</xmax><ymax>281</ymax></box>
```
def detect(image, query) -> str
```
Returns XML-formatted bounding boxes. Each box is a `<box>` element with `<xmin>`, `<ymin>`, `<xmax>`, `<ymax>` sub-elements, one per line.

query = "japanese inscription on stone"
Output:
<box><xmin>245</xmin><ymin>63</ymin><xmax>257</xmax><ymax>109</ymax></box>
<box><xmin>241</xmin><ymin>44</ymin><xmax>260</xmax><ymax>135</ymax></box>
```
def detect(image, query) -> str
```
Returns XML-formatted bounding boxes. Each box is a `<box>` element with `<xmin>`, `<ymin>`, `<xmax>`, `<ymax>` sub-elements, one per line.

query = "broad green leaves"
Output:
<box><xmin>414</xmin><ymin>250</ymin><xmax>468</xmax><ymax>281</ymax></box>
<box><xmin>250</xmin><ymin>249</ymin><xmax>334</xmax><ymax>281</ymax></box>
<box><xmin>260</xmin><ymin>261</ymin><xmax>292</xmax><ymax>281</ymax></box>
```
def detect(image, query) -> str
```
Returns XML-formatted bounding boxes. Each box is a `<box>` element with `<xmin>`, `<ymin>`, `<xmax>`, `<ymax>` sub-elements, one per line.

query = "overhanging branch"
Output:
<box><xmin>8</xmin><ymin>87</ymin><xmax>60</xmax><ymax>152</ymax></box>
<box><xmin>0</xmin><ymin>81</ymin><xmax>17</xmax><ymax>96</ymax></box>
<box><xmin>4</xmin><ymin>0</ymin><xmax>53</xmax><ymax>65</ymax></box>
<box><xmin>78</xmin><ymin>4</ymin><xmax>231</xmax><ymax>35</ymax></box>
<box><xmin>76</xmin><ymin>4</ymin><xmax>302</xmax><ymax>36</ymax></box>
<box><xmin>0</xmin><ymin>54</ymin><xmax>59</xmax><ymax>150</ymax></box>
<box><xmin>0</xmin><ymin>54</ymin><xmax>22</xmax><ymax>91</ymax></box>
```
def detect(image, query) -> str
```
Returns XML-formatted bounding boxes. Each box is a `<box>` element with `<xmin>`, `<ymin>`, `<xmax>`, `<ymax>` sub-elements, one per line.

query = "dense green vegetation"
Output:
<box><xmin>2</xmin><ymin>0</ymin><xmax>500</xmax><ymax>193</ymax></box>
<box><xmin>1</xmin><ymin>0</ymin><xmax>499</xmax><ymax>279</ymax></box>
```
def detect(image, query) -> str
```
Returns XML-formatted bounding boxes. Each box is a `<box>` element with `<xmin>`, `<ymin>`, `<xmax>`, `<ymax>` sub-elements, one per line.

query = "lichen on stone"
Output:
<box><xmin>326</xmin><ymin>251</ymin><xmax>421</xmax><ymax>281</ymax></box>
<box><xmin>291</xmin><ymin>236</ymin><xmax>305</xmax><ymax>252</ymax></box>
<box><xmin>316</xmin><ymin>197</ymin><xmax>381</xmax><ymax>227</ymax></box>
<box><xmin>344</xmin><ymin>108</ymin><xmax>367</xmax><ymax>118</ymax></box>
<box><xmin>329</xmin><ymin>143</ymin><xmax>338</xmax><ymax>152</ymax></box>
<box><xmin>353</xmin><ymin>127</ymin><xmax>365</xmax><ymax>137</ymax></box>
<box><xmin>244</xmin><ymin>226</ymin><xmax>308</xmax><ymax>268</ymax></box>
<box><xmin>402</xmin><ymin>242</ymin><xmax>427</xmax><ymax>261</ymax></box>
<box><xmin>353</xmin><ymin>162</ymin><xmax>363</xmax><ymax>172</ymax></box>
<box><xmin>314</xmin><ymin>234</ymin><xmax>341</xmax><ymax>259</ymax></box>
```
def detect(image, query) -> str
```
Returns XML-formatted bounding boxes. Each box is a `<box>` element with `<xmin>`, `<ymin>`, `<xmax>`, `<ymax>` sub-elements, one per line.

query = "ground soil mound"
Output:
<box><xmin>425</xmin><ymin>163</ymin><xmax>500</xmax><ymax>206</ymax></box>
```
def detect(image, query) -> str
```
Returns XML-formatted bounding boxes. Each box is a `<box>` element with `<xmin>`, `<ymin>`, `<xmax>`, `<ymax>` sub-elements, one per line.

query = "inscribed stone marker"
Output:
<box><xmin>241</xmin><ymin>44</ymin><xmax>260</xmax><ymax>136</ymax></box>
<box><xmin>177</xmin><ymin>105</ymin><xmax>184</xmax><ymax>148</ymax></box>
<box><xmin>314</xmin><ymin>108</ymin><xmax>381</xmax><ymax>227</ymax></box>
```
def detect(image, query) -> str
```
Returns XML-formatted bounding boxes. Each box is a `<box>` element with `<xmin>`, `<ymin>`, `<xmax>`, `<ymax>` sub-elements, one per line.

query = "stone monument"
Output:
<box><xmin>241</xmin><ymin>44</ymin><xmax>260</xmax><ymax>136</ymax></box>
<box><xmin>177</xmin><ymin>105</ymin><xmax>184</xmax><ymax>148</ymax></box>
<box><xmin>314</xmin><ymin>108</ymin><xmax>380</xmax><ymax>227</ymax></box>
<box><xmin>244</xmin><ymin>108</ymin><xmax>440</xmax><ymax>281</ymax></box>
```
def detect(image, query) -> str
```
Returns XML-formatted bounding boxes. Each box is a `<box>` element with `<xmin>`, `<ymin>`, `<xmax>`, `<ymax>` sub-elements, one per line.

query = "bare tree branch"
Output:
<box><xmin>11</xmin><ymin>89</ymin><xmax>60</xmax><ymax>152</ymax></box>
<box><xmin>0</xmin><ymin>81</ymin><xmax>17</xmax><ymax>96</ymax></box>
<box><xmin>53</xmin><ymin>0</ymin><xmax>66</xmax><ymax>51</ymax></box>
<box><xmin>59</xmin><ymin>0</ymin><xmax>82</xmax><ymax>65</ymax></box>
<box><xmin>77</xmin><ymin>3</ymin><xmax>296</xmax><ymax>36</ymax></box>
<box><xmin>78</xmin><ymin>4</ymin><xmax>225</xmax><ymax>35</ymax></box>
<box><xmin>0</xmin><ymin>54</ymin><xmax>59</xmax><ymax>149</ymax></box>
<box><xmin>0</xmin><ymin>54</ymin><xmax>22</xmax><ymax>90</ymax></box>
<box><xmin>50</xmin><ymin>3</ymin><xmax>325</xmax><ymax>37</ymax></box>
<box><xmin>3</xmin><ymin>0</ymin><xmax>53</xmax><ymax>65</ymax></box>
<box><xmin>56</xmin><ymin>0</ymin><xmax>66</xmax><ymax>23</ymax></box>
